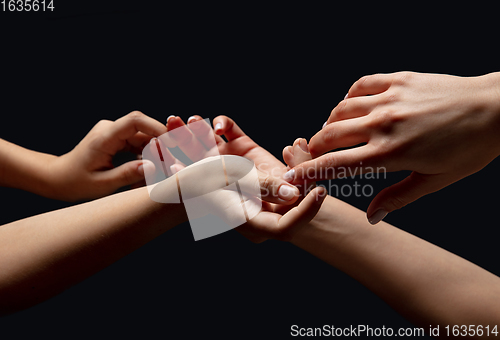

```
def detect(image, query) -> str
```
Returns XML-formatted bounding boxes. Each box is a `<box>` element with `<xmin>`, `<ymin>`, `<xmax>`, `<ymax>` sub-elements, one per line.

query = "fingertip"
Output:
<box><xmin>367</xmin><ymin>209</ymin><xmax>388</xmax><ymax>225</ymax></box>
<box><xmin>214</xmin><ymin>122</ymin><xmax>223</xmax><ymax>134</ymax></box>
<box><xmin>138</xmin><ymin>159</ymin><xmax>156</xmax><ymax>176</ymax></box>
<box><xmin>167</xmin><ymin>116</ymin><xmax>185</xmax><ymax>131</ymax></box>
<box><xmin>166</xmin><ymin>115</ymin><xmax>176</xmax><ymax>125</ymax></box>
<box><xmin>282</xmin><ymin>145</ymin><xmax>294</xmax><ymax>167</ymax></box>
<box><xmin>277</xmin><ymin>183</ymin><xmax>300</xmax><ymax>203</ymax></box>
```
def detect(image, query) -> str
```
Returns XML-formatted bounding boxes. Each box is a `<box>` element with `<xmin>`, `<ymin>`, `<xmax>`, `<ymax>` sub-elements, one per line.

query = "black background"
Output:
<box><xmin>0</xmin><ymin>2</ymin><xmax>498</xmax><ymax>339</ymax></box>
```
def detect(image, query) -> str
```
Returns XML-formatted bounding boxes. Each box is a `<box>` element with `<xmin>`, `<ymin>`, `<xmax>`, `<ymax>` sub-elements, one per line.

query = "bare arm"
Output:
<box><xmin>0</xmin><ymin>186</ymin><xmax>187</xmax><ymax>316</ymax></box>
<box><xmin>292</xmin><ymin>195</ymin><xmax>500</xmax><ymax>334</ymax></box>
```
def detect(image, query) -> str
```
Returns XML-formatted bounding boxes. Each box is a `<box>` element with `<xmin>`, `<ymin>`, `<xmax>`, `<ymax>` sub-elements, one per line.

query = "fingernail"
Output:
<box><xmin>299</xmin><ymin>138</ymin><xmax>309</xmax><ymax>153</ymax></box>
<box><xmin>214</xmin><ymin>123</ymin><xmax>222</xmax><ymax>133</ymax></box>
<box><xmin>283</xmin><ymin>169</ymin><xmax>295</xmax><ymax>182</ymax></box>
<box><xmin>344</xmin><ymin>93</ymin><xmax>349</xmax><ymax>100</ymax></box>
<box><xmin>170</xmin><ymin>164</ymin><xmax>179</xmax><ymax>175</ymax></box>
<box><xmin>322</xmin><ymin>121</ymin><xmax>327</xmax><ymax>129</ymax></box>
<box><xmin>187</xmin><ymin>116</ymin><xmax>196</xmax><ymax>124</ymax></box>
<box><xmin>368</xmin><ymin>209</ymin><xmax>388</xmax><ymax>225</ymax></box>
<box><xmin>138</xmin><ymin>164</ymin><xmax>145</xmax><ymax>175</ymax></box>
<box><xmin>278</xmin><ymin>184</ymin><xmax>299</xmax><ymax>201</ymax></box>
<box><xmin>166</xmin><ymin>115</ymin><xmax>176</xmax><ymax>124</ymax></box>
<box><xmin>138</xmin><ymin>161</ymin><xmax>155</xmax><ymax>176</ymax></box>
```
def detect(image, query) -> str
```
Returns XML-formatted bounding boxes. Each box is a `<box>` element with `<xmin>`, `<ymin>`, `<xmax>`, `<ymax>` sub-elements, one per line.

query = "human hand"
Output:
<box><xmin>161</xmin><ymin>115</ymin><xmax>326</xmax><ymax>243</ymax></box>
<box><xmin>48</xmin><ymin>111</ymin><xmax>168</xmax><ymax>201</ymax></box>
<box><xmin>286</xmin><ymin>71</ymin><xmax>500</xmax><ymax>223</ymax></box>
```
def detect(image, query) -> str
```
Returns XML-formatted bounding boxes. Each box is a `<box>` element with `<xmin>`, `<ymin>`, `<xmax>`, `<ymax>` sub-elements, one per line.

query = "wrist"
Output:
<box><xmin>474</xmin><ymin>72</ymin><xmax>500</xmax><ymax>155</ymax></box>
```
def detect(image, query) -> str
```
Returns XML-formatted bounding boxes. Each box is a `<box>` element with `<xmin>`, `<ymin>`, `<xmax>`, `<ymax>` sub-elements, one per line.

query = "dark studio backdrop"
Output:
<box><xmin>0</xmin><ymin>3</ymin><xmax>498</xmax><ymax>339</ymax></box>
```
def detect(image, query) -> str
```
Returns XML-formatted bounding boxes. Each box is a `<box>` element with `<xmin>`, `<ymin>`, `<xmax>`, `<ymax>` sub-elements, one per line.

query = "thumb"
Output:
<box><xmin>99</xmin><ymin>160</ymin><xmax>155</xmax><ymax>192</ymax></box>
<box><xmin>366</xmin><ymin>172</ymin><xmax>449</xmax><ymax>225</ymax></box>
<box><xmin>256</xmin><ymin>169</ymin><xmax>301</xmax><ymax>205</ymax></box>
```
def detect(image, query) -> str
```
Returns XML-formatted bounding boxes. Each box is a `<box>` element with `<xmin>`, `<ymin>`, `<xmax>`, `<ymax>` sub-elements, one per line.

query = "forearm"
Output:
<box><xmin>292</xmin><ymin>196</ymin><xmax>500</xmax><ymax>330</ymax></box>
<box><xmin>0</xmin><ymin>186</ymin><xmax>187</xmax><ymax>315</ymax></box>
<box><xmin>0</xmin><ymin>138</ymin><xmax>57</xmax><ymax>197</ymax></box>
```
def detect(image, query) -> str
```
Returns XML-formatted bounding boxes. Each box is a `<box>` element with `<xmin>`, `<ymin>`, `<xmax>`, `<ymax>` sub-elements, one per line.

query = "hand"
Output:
<box><xmin>48</xmin><ymin>111</ymin><xmax>168</xmax><ymax>201</ymax></box>
<box><xmin>162</xmin><ymin>115</ymin><xmax>326</xmax><ymax>243</ymax></box>
<box><xmin>287</xmin><ymin>71</ymin><xmax>500</xmax><ymax>223</ymax></box>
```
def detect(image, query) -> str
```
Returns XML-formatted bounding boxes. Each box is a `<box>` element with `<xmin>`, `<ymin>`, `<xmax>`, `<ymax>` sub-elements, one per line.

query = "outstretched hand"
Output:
<box><xmin>160</xmin><ymin>115</ymin><xmax>326</xmax><ymax>243</ymax></box>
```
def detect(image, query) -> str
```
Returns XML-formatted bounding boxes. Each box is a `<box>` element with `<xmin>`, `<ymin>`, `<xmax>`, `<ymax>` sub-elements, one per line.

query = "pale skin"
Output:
<box><xmin>0</xmin><ymin>113</ymin><xmax>322</xmax><ymax>315</ymax></box>
<box><xmin>286</xmin><ymin>71</ymin><xmax>500</xmax><ymax>224</ymax></box>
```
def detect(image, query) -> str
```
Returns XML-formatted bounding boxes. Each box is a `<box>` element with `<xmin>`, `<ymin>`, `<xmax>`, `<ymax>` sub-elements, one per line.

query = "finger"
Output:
<box><xmin>282</xmin><ymin>145</ymin><xmax>294</xmax><ymax>168</ymax></box>
<box><xmin>347</xmin><ymin>73</ymin><xmax>394</xmax><ymax>98</ymax></box>
<box><xmin>256</xmin><ymin>169</ymin><xmax>300</xmax><ymax>205</ymax></box>
<box><xmin>186</xmin><ymin>115</ymin><xmax>225</xmax><ymax>148</ymax></box>
<box><xmin>366</xmin><ymin>172</ymin><xmax>450</xmax><ymax>224</ymax></box>
<box><xmin>100</xmin><ymin>111</ymin><xmax>168</xmax><ymax>154</ymax></box>
<box><xmin>277</xmin><ymin>186</ymin><xmax>326</xmax><ymax>231</ymax></box>
<box><xmin>309</xmin><ymin>117</ymin><xmax>370</xmax><ymax>158</ymax></box>
<box><xmin>240</xmin><ymin>187</ymin><xmax>326</xmax><ymax>242</ymax></box>
<box><xmin>291</xmin><ymin>138</ymin><xmax>312</xmax><ymax>164</ymax></box>
<box><xmin>212</xmin><ymin>115</ymin><xmax>246</xmax><ymax>141</ymax></box>
<box><xmin>169</xmin><ymin>163</ymin><xmax>186</xmax><ymax>175</ymax></box>
<box><xmin>327</xmin><ymin>95</ymin><xmax>379</xmax><ymax>125</ymax></box>
<box><xmin>147</xmin><ymin>137</ymin><xmax>179</xmax><ymax>177</ymax></box>
<box><xmin>165</xmin><ymin>116</ymin><xmax>209</xmax><ymax>161</ymax></box>
<box><xmin>283</xmin><ymin>144</ymin><xmax>382</xmax><ymax>183</ymax></box>
<box><xmin>123</xmin><ymin>131</ymin><xmax>155</xmax><ymax>154</ymax></box>
<box><xmin>96</xmin><ymin>159</ymin><xmax>156</xmax><ymax>192</ymax></box>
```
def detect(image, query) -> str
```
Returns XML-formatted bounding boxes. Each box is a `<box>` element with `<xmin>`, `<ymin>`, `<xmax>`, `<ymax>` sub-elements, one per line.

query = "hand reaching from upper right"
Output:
<box><xmin>286</xmin><ymin>71</ymin><xmax>500</xmax><ymax>223</ymax></box>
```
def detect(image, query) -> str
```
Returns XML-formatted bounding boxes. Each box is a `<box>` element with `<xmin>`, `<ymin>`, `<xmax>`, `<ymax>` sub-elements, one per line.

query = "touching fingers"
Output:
<box><xmin>283</xmin><ymin>144</ymin><xmax>380</xmax><ymax>183</ymax></box>
<box><xmin>256</xmin><ymin>169</ymin><xmax>300</xmax><ymax>205</ymax></box>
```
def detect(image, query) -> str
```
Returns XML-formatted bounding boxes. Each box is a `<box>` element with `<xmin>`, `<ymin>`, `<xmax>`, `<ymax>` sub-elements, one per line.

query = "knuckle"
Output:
<box><xmin>322</xmin><ymin>125</ymin><xmax>336</xmax><ymax>146</ymax></box>
<box><xmin>384</xmin><ymin>194</ymin><xmax>408</xmax><ymax>211</ymax></box>
<box><xmin>369</xmin><ymin>110</ymin><xmax>400</xmax><ymax>134</ymax></box>
<box><xmin>381</xmin><ymin>91</ymin><xmax>398</xmax><ymax>104</ymax></box>
<box><xmin>94</xmin><ymin>119</ymin><xmax>112</xmax><ymax>129</ymax></box>
<box><xmin>119</xmin><ymin>166</ymin><xmax>137</xmax><ymax>184</ymax></box>
<box><xmin>260</xmin><ymin>174</ymin><xmax>274</xmax><ymax>193</ymax></box>
<box><xmin>358</xmin><ymin>74</ymin><xmax>371</xmax><ymax>87</ymax></box>
<box><xmin>393</xmin><ymin>71</ymin><xmax>413</xmax><ymax>85</ymax></box>
<box><xmin>127</xmin><ymin>111</ymin><xmax>144</xmax><ymax>120</ymax></box>
<box><xmin>332</xmin><ymin>99</ymin><xmax>348</xmax><ymax>119</ymax></box>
